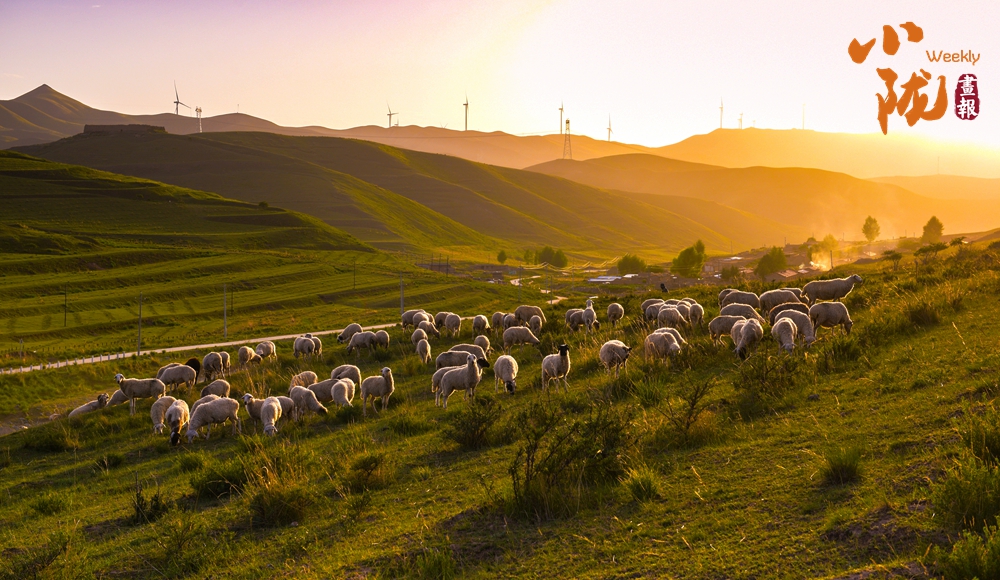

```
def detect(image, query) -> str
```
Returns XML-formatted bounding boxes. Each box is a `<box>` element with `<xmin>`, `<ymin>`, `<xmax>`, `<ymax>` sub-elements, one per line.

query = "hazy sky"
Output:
<box><xmin>1</xmin><ymin>0</ymin><xmax>996</xmax><ymax>149</ymax></box>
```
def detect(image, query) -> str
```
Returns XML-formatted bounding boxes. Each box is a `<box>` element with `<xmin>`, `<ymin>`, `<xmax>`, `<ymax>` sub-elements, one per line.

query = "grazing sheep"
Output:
<box><xmin>493</xmin><ymin>355</ymin><xmax>518</xmax><ymax>394</ymax></box>
<box><xmin>436</xmin><ymin>354</ymin><xmax>489</xmax><ymax>408</ymax></box>
<box><xmin>417</xmin><ymin>320</ymin><xmax>440</xmax><ymax>338</ymax></box>
<box><xmin>238</xmin><ymin>345</ymin><xmax>262</xmax><ymax>368</ymax></box>
<box><xmin>720</xmin><ymin>303</ymin><xmax>766</xmax><ymax>323</ymax></box>
<box><xmin>641</xmin><ymin>298</ymin><xmax>665</xmax><ymax>313</ymax></box>
<box><xmin>437</xmin><ymin>350</ymin><xmax>474</xmax><ymax>370</ymax></box>
<box><xmin>503</xmin><ymin>313</ymin><xmax>518</xmax><ymax>330</ymax></box>
<box><xmin>708</xmin><ymin>315</ymin><xmax>747</xmax><ymax>344</ymax></box>
<box><xmin>565</xmin><ymin>308</ymin><xmax>583</xmax><ymax>329</ymax></box>
<box><xmin>681</xmin><ymin>297</ymin><xmax>699</xmax><ymax>305</ymax></box>
<box><xmin>259</xmin><ymin>397</ymin><xmax>282</xmax><ymax>436</ymax></box>
<box><xmin>582</xmin><ymin>304</ymin><xmax>598</xmax><ymax>333</ymax></box>
<box><xmin>734</xmin><ymin>319</ymin><xmax>764</xmax><ymax>359</ymax></box>
<box><xmin>718</xmin><ymin>288</ymin><xmax>737</xmax><ymax>307</ymax></box>
<box><xmin>662</xmin><ymin>299</ymin><xmax>682</xmax><ymax>306</ymax></box>
<box><xmin>657</xmin><ymin>305</ymin><xmax>688</xmax><ymax>328</ymax></box>
<box><xmin>689</xmin><ymin>303</ymin><xmax>705</xmax><ymax>327</ymax></box>
<box><xmin>768</xmin><ymin>302</ymin><xmax>810</xmax><ymax>325</ymax></box>
<box><xmin>293</xmin><ymin>336</ymin><xmax>317</xmax><ymax>359</ymax></box>
<box><xmin>653</xmin><ymin>327</ymin><xmax>687</xmax><ymax>344</ymax></box>
<box><xmin>150</xmin><ymin>395</ymin><xmax>176</xmax><ymax>434</ymax></box>
<box><xmin>803</xmin><ymin>274</ymin><xmax>863</xmax><ymax>305</ymax></box>
<box><xmin>255</xmin><ymin>341</ymin><xmax>277</xmax><ymax>362</ymax></box>
<box><xmin>607</xmin><ymin>303</ymin><xmax>625</xmax><ymax>327</ymax></box>
<box><xmin>431</xmin><ymin>365</ymin><xmax>461</xmax><ymax>395</ymax></box>
<box><xmin>309</xmin><ymin>335</ymin><xmax>323</xmax><ymax>356</ymax></box>
<box><xmin>514</xmin><ymin>305</ymin><xmax>546</xmax><ymax>327</ymax></box>
<box><xmin>360</xmin><ymin>367</ymin><xmax>395</xmax><ymax>418</ymax></box>
<box><xmin>779</xmin><ymin>287</ymin><xmax>804</xmax><ymax>301</ymax></box>
<box><xmin>674</xmin><ymin>302</ymin><xmax>692</xmax><ymax>323</ymax></box>
<box><xmin>435</xmin><ymin>311</ymin><xmax>452</xmax><ymax>329</ymax></box>
<box><xmin>491</xmin><ymin>312</ymin><xmax>506</xmax><ymax>333</ymax></box>
<box><xmin>115</xmin><ymin>374</ymin><xmax>165</xmax><ymax>416</ymax></box>
<box><xmin>473</xmin><ymin>315</ymin><xmax>490</xmax><ymax>336</ymax></box>
<box><xmin>219</xmin><ymin>351</ymin><xmax>231</xmax><ymax>374</ymax></box>
<box><xmin>288</xmin><ymin>385</ymin><xmax>328</xmax><ymax>420</ymax></box>
<box><xmin>307</xmin><ymin>378</ymin><xmax>338</xmax><ymax>403</ymax></box>
<box><xmin>374</xmin><ymin>330</ymin><xmax>390</xmax><ymax>350</ymax></box>
<box><xmin>166</xmin><ymin>399</ymin><xmax>190</xmax><ymax>446</ymax></box>
<box><xmin>243</xmin><ymin>394</ymin><xmax>289</xmax><ymax>430</ymax></box>
<box><xmin>774</xmin><ymin>310</ymin><xmax>817</xmax><ymax>346</ymax></box>
<box><xmin>330</xmin><ymin>364</ymin><xmax>362</xmax><ymax>386</ymax></box>
<box><xmin>185</xmin><ymin>397</ymin><xmax>241</xmax><ymax>443</ymax></box>
<box><xmin>721</xmin><ymin>290</ymin><xmax>761</xmax><ymax>310</ymax></box>
<box><xmin>529</xmin><ymin>314</ymin><xmax>544</xmax><ymax>335</ymax></box>
<box><xmin>68</xmin><ymin>393</ymin><xmax>109</xmax><ymax>418</ymax></box>
<box><xmin>810</xmin><ymin>302</ymin><xmax>854</xmax><ymax>335</ymax></box>
<box><xmin>503</xmin><ymin>326</ymin><xmax>541</xmax><ymax>354</ymax></box>
<box><xmin>417</xmin><ymin>338</ymin><xmax>432</xmax><ymax>364</ymax></box>
<box><xmin>108</xmin><ymin>389</ymin><xmax>129</xmax><ymax>407</ymax></box>
<box><xmin>771</xmin><ymin>318</ymin><xmax>798</xmax><ymax>354</ymax></box>
<box><xmin>202</xmin><ymin>352</ymin><xmax>225</xmax><ymax>381</ymax></box>
<box><xmin>346</xmin><ymin>331</ymin><xmax>378</xmax><ymax>357</ymax></box>
<box><xmin>411</xmin><ymin>328</ymin><xmax>428</xmax><ymax>346</ymax></box>
<box><xmin>159</xmin><ymin>364</ymin><xmax>197</xmax><ymax>393</ymax></box>
<box><xmin>541</xmin><ymin>344</ymin><xmax>571</xmax><ymax>393</ymax></box>
<box><xmin>759</xmin><ymin>289</ymin><xmax>804</xmax><ymax>314</ymax></box>
<box><xmin>599</xmin><ymin>340</ymin><xmax>632</xmax><ymax>378</ymax></box>
<box><xmin>290</xmin><ymin>371</ymin><xmax>318</xmax><ymax>389</ymax></box>
<box><xmin>444</xmin><ymin>313</ymin><xmax>462</xmax><ymax>337</ymax></box>
<box><xmin>338</xmin><ymin>323</ymin><xmax>364</xmax><ymax>344</ymax></box>
<box><xmin>645</xmin><ymin>303</ymin><xmax>663</xmax><ymax>321</ymax></box>
<box><xmin>402</xmin><ymin>309</ymin><xmax>427</xmax><ymax>329</ymax></box>
<box><xmin>411</xmin><ymin>311</ymin><xmax>433</xmax><ymax>327</ymax></box>
<box><xmin>331</xmin><ymin>379</ymin><xmax>355</xmax><ymax>407</ymax></box>
<box><xmin>190</xmin><ymin>394</ymin><xmax>220</xmax><ymax>417</ymax></box>
<box><xmin>474</xmin><ymin>335</ymin><xmax>492</xmax><ymax>355</ymax></box>
<box><xmin>156</xmin><ymin>362</ymin><xmax>180</xmax><ymax>380</ymax></box>
<box><xmin>450</xmin><ymin>343</ymin><xmax>487</xmax><ymax>361</ymax></box>
<box><xmin>276</xmin><ymin>396</ymin><xmax>295</xmax><ymax>417</ymax></box>
<box><xmin>200</xmin><ymin>379</ymin><xmax>231</xmax><ymax>399</ymax></box>
<box><xmin>645</xmin><ymin>331</ymin><xmax>681</xmax><ymax>361</ymax></box>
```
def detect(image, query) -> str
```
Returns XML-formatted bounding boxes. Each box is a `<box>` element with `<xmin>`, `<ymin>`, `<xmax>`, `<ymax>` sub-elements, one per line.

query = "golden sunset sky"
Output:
<box><xmin>1</xmin><ymin>0</ymin><xmax>996</xmax><ymax>149</ymax></box>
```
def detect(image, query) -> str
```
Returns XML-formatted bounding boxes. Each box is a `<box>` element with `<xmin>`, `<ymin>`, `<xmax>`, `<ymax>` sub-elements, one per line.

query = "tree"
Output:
<box><xmin>881</xmin><ymin>249</ymin><xmax>902</xmax><ymax>271</ymax></box>
<box><xmin>670</xmin><ymin>240</ymin><xmax>707</xmax><ymax>278</ymax></box>
<box><xmin>949</xmin><ymin>236</ymin><xmax>966</xmax><ymax>247</ymax></box>
<box><xmin>522</xmin><ymin>249</ymin><xmax>534</xmax><ymax>264</ymax></box>
<box><xmin>552</xmin><ymin>249</ymin><xmax>568</xmax><ymax>268</ymax></box>
<box><xmin>617</xmin><ymin>254</ymin><xmax>647</xmax><ymax>275</ymax></box>
<box><xmin>720</xmin><ymin>265</ymin><xmax>741</xmax><ymax>280</ymax></box>
<box><xmin>922</xmin><ymin>216</ymin><xmax>944</xmax><ymax>244</ymax></box>
<box><xmin>914</xmin><ymin>242</ymin><xmax>947</xmax><ymax>264</ymax></box>
<box><xmin>862</xmin><ymin>216</ymin><xmax>880</xmax><ymax>244</ymax></box>
<box><xmin>497</xmin><ymin>250</ymin><xmax>507</xmax><ymax>264</ymax></box>
<box><xmin>753</xmin><ymin>247</ymin><xmax>788</xmax><ymax>279</ymax></box>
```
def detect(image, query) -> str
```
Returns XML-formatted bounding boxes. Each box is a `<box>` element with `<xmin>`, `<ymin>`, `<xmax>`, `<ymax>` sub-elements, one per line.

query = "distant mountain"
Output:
<box><xmin>869</xmin><ymin>174</ymin><xmax>1000</xmax><ymax>201</ymax></box>
<box><xmin>528</xmin><ymin>154</ymin><xmax>1000</xmax><ymax>239</ymax></box>
<box><xmin>655</xmin><ymin>128</ymin><xmax>1000</xmax><ymax>179</ymax></box>
<box><xmin>16</xmin><ymin>131</ymin><xmax>804</xmax><ymax>257</ymax></box>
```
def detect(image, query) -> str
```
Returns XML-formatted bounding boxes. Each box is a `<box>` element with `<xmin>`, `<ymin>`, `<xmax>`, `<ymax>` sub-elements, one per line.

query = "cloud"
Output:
<box><xmin>2</xmin><ymin>73</ymin><xmax>24</xmax><ymax>79</ymax></box>
<box><xmin>91</xmin><ymin>4</ymin><xmax>101</xmax><ymax>8</ymax></box>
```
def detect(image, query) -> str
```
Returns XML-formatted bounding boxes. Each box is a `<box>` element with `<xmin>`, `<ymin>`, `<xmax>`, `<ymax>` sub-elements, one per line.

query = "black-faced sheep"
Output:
<box><xmin>541</xmin><ymin>344</ymin><xmax>571</xmax><ymax>393</ymax></box>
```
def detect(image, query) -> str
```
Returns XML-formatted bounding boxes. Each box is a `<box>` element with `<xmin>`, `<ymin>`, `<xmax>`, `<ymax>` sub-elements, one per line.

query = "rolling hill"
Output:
<box><xmin>870</xmin><ymin>174</ymin><xmax>1000</xmax><ymax>201</ymax></box>
<box><xmin>529</xmin><ymin>154</ymin><xmax>1000</xmax><ymax>239</ymax></box>
<box><xmin>16</xmin><ymin>131</ymin><xmax>804</xmax><ymax>256</ymax></box>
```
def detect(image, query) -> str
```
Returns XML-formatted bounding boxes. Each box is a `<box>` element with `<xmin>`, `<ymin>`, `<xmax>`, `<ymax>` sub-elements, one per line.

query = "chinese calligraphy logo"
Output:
<box><xmin>955</xmin><ymin>74</ymin><xmax>979</xmax><ymax>120</ymax></box>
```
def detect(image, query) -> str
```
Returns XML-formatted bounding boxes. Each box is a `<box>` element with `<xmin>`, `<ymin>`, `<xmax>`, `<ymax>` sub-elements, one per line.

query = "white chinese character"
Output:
<box><xmin>957</xmin><ymin>97</ymin><xmax>978</xmax><ymax>119</ymax></box>
<box><xmin>959</xmin><ymin>75</ymin><xmax>976</xmax><ymax>95</ymax></box>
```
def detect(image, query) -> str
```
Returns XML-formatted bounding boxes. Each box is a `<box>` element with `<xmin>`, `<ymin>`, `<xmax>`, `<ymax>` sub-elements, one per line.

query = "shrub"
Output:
<box><xmin>23</xmin><ymin>424</ymin><xmax>80</xmax><ymax>453</ymax></box>
<box><xmin>932</xmin><ymin>456</ymin><xmax>1000</xmax><ymax>532</ymax></box>
<box><xmin>445</xmin><ymin>394</ymin><xmax>504</xmax><ymax>450</ymax></box>
<box><xmin>247</xmin><ymin>480</ymin><xmax>310</xmax><ymax>528</ymax></box>
<box><xmin>622</xmin><ymin>465</ymin><xmax>661</xmax><ymax>502</ymax></box>
<box><xmin>960</xmin><ymin>410</ymin><xmax>1000</xmax><ymax>466</ymax></box>
<box><xmin>94</xmin><ymin>452</ymin><xmax>124</xmax><ymax>474</ymax></box>
<box><xmin>345</xmin><ymin>450</ymin><xmax>394</xmax><ymax>492</ymax></box>
<box><xmin>821</xmin><ymin>446</ymin><xmax>862</xmax><ymax>485</ymax></box>
<box><xmin>29</xmin><ymin>493</ymin><xmax>68</xmax><ymax>516</ymax></box>
<box><xmin>617</xmin><ymin>254</ymin><xmax>647</xmax><ymax>275</ymax></box>
<box><xmin>731</xmin><ymin>353</ymin><xmax>800</xmax><ymax>417</ymax></box>
<box><xmin>655</xmin><ymin>377</ymin><xmax>716</xmax><ymax>447</ymax></box>
<box><xmin>0</xmin><ymin>530</ymin><xmax>73</xmax><ymax>580</ymax></box>
<box><xmin>934</xmin><ymin>518</ymin><xmax>1000</xmax><ymax>579</ymax></box>
<box><xmin>178</xmin><ymin>453</ymin><xmax>206</xmax><ymax>472</ymax></box>
<box><xmin>383</xmin><ymin>409</ymin><xmax>433</xmax><ymax>437</ymax></box>
<box><xmin>190</xmin><ymin>457</ymin><xmax>248</xmax><ymax>499</ymax></box>
<box><xmin>907</xmin><ymin>301</ymin><xmax>941</xmax><ymax>326</ymax></box>
<box><xmin>128</xmin><ymin>477</ymin><xmax>170</xmax><ymax>525</ymax></box>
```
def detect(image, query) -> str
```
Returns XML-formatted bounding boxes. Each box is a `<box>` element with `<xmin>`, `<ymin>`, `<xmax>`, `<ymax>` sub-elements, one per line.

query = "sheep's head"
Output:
<box><xmin>97</xmin><ymin>393</ymin><xmax>109</xmax><ymax>407</ymax></box>
<box><xmin>114</xmin><ymin>373</ymin><xmax>124</xmax><ymax>383</ymax></box>
<box><xmin>242</xmin><ymin>393</ymin><xmax>254</xmax><ymax>406</ymax></box>
<box><xmin>505</xmin><ymin>379</ymin><xmax>516</xmax><ymax>393</ymax></box>
<box><xmin>557</xmin><ymin>344</ymin><xmax>570</xmax><ymax>356</ymax></box>
<box><xmin>381</xmin><ymin>367</ymin><xmax>392</xmax><ymax>380</ymax></box>
<box><xmin>476</xmin><ymin>357</ymin><xmax>490</xmax><ymax>369</ymax></box>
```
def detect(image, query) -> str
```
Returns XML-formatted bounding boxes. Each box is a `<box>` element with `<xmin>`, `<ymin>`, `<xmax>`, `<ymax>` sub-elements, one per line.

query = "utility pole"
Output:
<box><xmin>223</xmin><ymin>283</ymin><xmax>228</xmax><ymax>340</ymax></box>
<box><xmin>137</xmin><ymin>292</ymin><xmax>143</xmax><ymax>356</ymax></box>
<box><xmin>399</xmin><ymin>273</ymin><xmax>404</xmax><ymax>315</ymax></box>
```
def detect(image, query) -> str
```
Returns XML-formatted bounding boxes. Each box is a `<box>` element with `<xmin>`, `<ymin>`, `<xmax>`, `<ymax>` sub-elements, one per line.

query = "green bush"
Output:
<box><xmin>178</xmin><ymin>453</ymin><xmax>206</xmax><ymax>472</ymax></box>
<box><xmin>622</xmin><ymin>465</ymin><xmax>661</xmax><ymax>502</ymax></box>
<box><xmin>445</xmin><ymin>394</ymin><xmax>505</xmax><ymax>450</ymax></box>
<box><xmin>345</xmin><ymin>450</ymin><xmax>395</xmax><ymax>492</ymax></box>
<box><xmin>933</xmin><ymin>456</ymin><xmax>1000</xmax><ymax>532</ymax></box>
<box><xmin>383</xmin><ymin>408</ymin><xmax>434</xmax><ymax>437</ymax></box>
<box><xmin>128</xmin><ymin>478</ymin><xmax>170</xmax><ymax>525</ymax></box>
<box><xmin>190</xmin><ymin>457</ymin><xmax>248</xmax><ymax>499</ymax></box>
<box><xmin>29</xmin><ymin>493</ymin><xmax>68</xmax><ymax>516</ymax></box>
<box><xmin>23</xmin><ymin>424</ymin><xmax>80</xmax><ymax>453</ymax></box>
<box><xmin>907</xmin><ymin>301</ymin><xmax>941</xmax><ymax>326</ymax></box>
<box><xmin>821</xmin><ymin>446</ymin><xmax>862</xmax><ymax>485</ymax></box>
<box><xmin>248</xmin><ymin>480</ymin><xmax>311</xmax><ymax>528</ymax></box>
<box><xmin>935</xmin><ymin>520</ymin><xmax>1000</xmax><ymax>579</ymax></box>
<box><xmin>731</xmin><ymin>353</ymin><xmax>800</xmax><ymax>417</ymax></box>
<box><xmin>960</xmin><ymin>410</ymin><xmax>1000</xmax><ymax>466</ymax></box>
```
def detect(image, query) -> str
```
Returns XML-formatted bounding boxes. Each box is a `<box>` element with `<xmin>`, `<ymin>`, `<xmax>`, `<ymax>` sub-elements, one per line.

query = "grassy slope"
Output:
<box><xmin>870</xmin><ymin>174</ymin><xmax>1000</xmax><ymax>201</ymax></box>
<box><xmin>1</xmin><ymin>244</ymin><xmax>997</xmax><ymax>577</ymax></box>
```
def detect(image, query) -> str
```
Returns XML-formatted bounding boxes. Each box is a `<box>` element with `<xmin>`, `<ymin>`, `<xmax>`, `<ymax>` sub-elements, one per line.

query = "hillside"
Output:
<box><xmin>16</xmin><ymin>131</ymin><xmax>802</xmax><ymax>255</ymax></box>
<box><xmin>870</xmin><ymin>174</ymin><xmax>1000</xmax><ymax>201</ymax></box>
<box><xmin>529</xmin><ymin>154</ymin><xmax>1000</xmax><ymax>239</ymax></box>
<box><xmin>656</xmin><ymin>128</ymin><xmax>1000</xmax><ymax>179</ymax></box>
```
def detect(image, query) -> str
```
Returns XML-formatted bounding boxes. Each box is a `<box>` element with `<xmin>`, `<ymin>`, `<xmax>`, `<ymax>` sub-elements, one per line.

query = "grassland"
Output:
<box><xmin>2</xmin><ymin>241</ymin><xmax>999</xmax><ymax>578</ymax></box>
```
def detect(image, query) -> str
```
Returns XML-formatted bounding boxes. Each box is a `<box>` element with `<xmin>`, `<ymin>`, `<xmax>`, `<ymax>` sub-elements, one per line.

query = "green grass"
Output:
<box><xmin>0</xmin><ymin>241</ymin><xmax>999</xmax><ymax>577</ymax></box>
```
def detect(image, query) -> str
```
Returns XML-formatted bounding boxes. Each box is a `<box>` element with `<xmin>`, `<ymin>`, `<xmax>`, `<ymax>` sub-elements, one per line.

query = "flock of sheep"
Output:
<box><xmin>63</xmin><ymin>274</ymin><xmax>863</xmax><ymax>446</ymax></box>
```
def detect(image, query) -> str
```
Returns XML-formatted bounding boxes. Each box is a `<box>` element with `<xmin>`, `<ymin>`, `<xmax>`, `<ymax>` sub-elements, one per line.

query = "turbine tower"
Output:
<box><xmin>173</xmin><ymin>82</ymin><xmax>190</xmax><ymax>115</ymax></box>
<box><xmin>607</xmin><ymin>115</ymin><xmax>613</xmax><ymax>142</ymax></box>
<box><xmin>387</xmin><ymin>103</ymin><xmax>398</xmax><ymax>129</ymax></box>
<box><xmin>738</xmin><ymin>112</ymin><xmax>743</xmax><ymax>130</ymax></box>
<box><xmin>719</xmin><ymin>99</ymin><xmax>723</xmax><ymax>129</ymax></box>
<box><xmin>562</xmin><ymin>119</ymin><xmax>572</xmax><ymax>160</ymax></box>
<box><xmin>463</xmin><ymin>94</ymin><xmax>469</xmax><ymax>131</ymax></box>
<box><xmin>559</xmin><ymin>102</ymin><xmax>564</xmax><ymax>134</ymax></box>
<box><xmin>196</xmin><ymin>106</ymin><xmax>203</xmax><ymax>133</ymax></box>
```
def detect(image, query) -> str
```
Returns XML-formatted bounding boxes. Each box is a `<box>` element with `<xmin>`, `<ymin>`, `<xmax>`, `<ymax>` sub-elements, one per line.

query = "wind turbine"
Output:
<box><xmin>463</xmin><ymin>94</ymin><xmax>469</xmax><ymax>131</ymax></box>
<box><xmin>719</xmin><ymin>99</ymin><xmax>723</xmax><ymax>129</ymax></box>
<box><xmin>173</xmin><ymin>82</ymin><xmax>190</xmax><ymax>115</ymax></box>
<box><xmin>387</xmin><ymin>103</ymin><xmax>398</xmax><ymax>128</ymax></box>
<box><xmin>559</xmin><ymin>102</ymin><xmax>564</xmax><ymax>134</ymax></box>
<box><xmin>607</xmin><ymin>115</ymin><xmax>613</xmax><ymax>142</ymax></box>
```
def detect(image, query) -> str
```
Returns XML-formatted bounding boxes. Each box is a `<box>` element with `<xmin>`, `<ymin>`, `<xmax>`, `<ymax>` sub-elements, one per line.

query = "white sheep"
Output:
<box><xmin>771</xmin><ymin>318</ymin><xmax>798</xmax><ymax>354</ymax></box>
<box><xmin>290</xmin><ymin>371</ymin><xmax>318</xmax><ymax>389</ymax></box>
<box><xmin>641</xmin><ymin>298</ymin><xmax>665</xmax><ymax>313</ymax></box>
<box><xmin>657</xmin><ymin>305</ymin><xmax>688</xmax><ymax>328</ymax></box>
<box><xmin>331</xmin><ymin>379</ymin><xmax>355</xmax><ymax>408</ymax></box>
<box><xmin>108</xmin><ymin>389</ymin><xmax>129</xmax><ymax>407</ymax></box>
<box><xmin>411</xmin><ymin>311</ymin><xmax>433</xmax><ymax>327</ymax></box>
<box><xmin>720</xmin><ymin>303</ymin><xmax>766</xmax><ymax>323</ymax></box>
<box><xmin>338</xmin><ymin>323</ymin><xmax>364</xmax><ymax>344</ymax></box>
<box><xmin>417</xmin><ymin>338</ymin><xmax>432</xmax><ymax>364</ymax></box>
<box><xmin>809</xmin><ymin>302</ymin><xmax>854</xmax><ymax>335</ymax></box>
<box><xmin>473</xmin><ymin>315</ymin><xmax>490</xmax><ymax>336</ymax></box>
<box><xmin>307</xmin><ymin>334</ymin><xmax>323</xmax><ymax>356</ymax></box>
<box><xmin>444</xmin><ymin>313</ymin><xmax>462</xmax><ymax>337</ymax></box>
<box><xmin>431</xmin><ymin>365</ymin><xmax>461</xmax><ymax>395</ymax></box>
<box><xmin>717</xmin><ymin>288</ymin><xmax>737</xmax><ymax>307</ymax></box>
<box><xmin>293</xmin><ymin>336</ymin><xmax>316</xmax><ymax>359</ymax></box>
<box><xmin>149</xmin><ymin>395</ymin><xmax>176</xmax><ymax>434</ymax></box>
<box><xmin>607</xmin><ymin>303</ymin><xmax>624</xmax><ymax>327</ymax></box>
<box><xmin>514</xmin><ymin>305</ymin><xmax>546</xmax><ymax>326</ymax></box>
<box><xmin>491</xmin><ymin>312</ymin><xmax>506</xmax><ymax>334</ymax></box>
<box><xmin>681</xmin><ymin>297</ymin><xmax>699</xmax><ymax>305</ymax></box>
<box><xmin>401</xmin><ymin>309</ymin><xmax>427</xmax><ymax>329</ymax></box>
<box><xmin>203</xmin><ymin>352</ymin><xmax>225</xmax><ymax>380</ymax></box>
<box><xmin>238</xmin><ymin>345</ymin><xmax>262</xmax><ymax>368</ymax></box>
<box><xmin>759</xmin><ymin>289</ymin><xmax>803</xmax><ymax>314</ymax></box>
<box><xmin>599</xmin><ymin>340</ymin><xmax>632</xmax><ymax>378</ymax></box>
<box><xmin>255</xmin><ymin>341</ymin><xmax>277</xmax><ymax>362</ymax></box>
<box><xmin>734</xmin><ymin>319</ymin><xmax>764</xmax><ymax>359</ymax></box>
<box><xmin>437</xmin><ymin>350</ymin><xmax>474</xmax><ymax>369</ymax></box>
<box><xmin>774</xmin><ymin>310</ymin><xmax>817</xmax><ymax>346</ymax></box>
<box><xmin>653</xmin><ymin>327</ymin><xmax>687</xmax><ymax>344</ymax></box>
<box><xmin>689</xmin><ymin>303</ymin><xmax>705</xmax><ymax>327</ymax></box>
<box><xmin>288</xmin><ymin>385</ymin><xmax>328</xmax><ymax>420</ymax></box>
<box><xmin>115</xmin><ymin>374</ymin><xmax>165</xmax><ymax>416</ymax></box>
<box><xmin>541</xmin><ymin>344</ymin><xmax>571</xmax><ymax>393</ymax></box>
<box><xmin>68</xmin><ymin>393</ymin><xmax>109</xmax><ymax>418</ymax></box>
<box><xmin>582</xmin><ymin>304</ymin><xmax>598</xmax><ymax>333</ymax></box>
<box><xmin>768</xmin><ymin>302</ymin><xmax>810</xmax><ymax>324</ymax></box>
<box><xmin>219</xmin><ymin>351</ymin><xmax>231</xmax><ymax>374</ymax></box>
<box><xmin>159</xmin><ymin>364</ymin><xmax>197</xmax><ymax>393</ymax></box>
<box><xmin>674</xmin><ymin>302</ymin><xmax>692</xmax><ymax>324</ymax></box>
<box><xmin>779</xmin><ymin>287</ymin><xmax>804</xmax><ymax>302</ymax></box>
<box><xmin>374</xmin><ymin>329</ymin><xmax>390</xmax><ymax>350</ymax></box>
<box><xmin>259</xmin><ymin>397</ymin><xmax>282</xmax><ymax>436</ymax></box>
<box><xmin>242</xmin><ymin>394</ymin><xmax>289</xmax><ymax>431</ymax></box>
<box><xmin>435</xmin><ymin>311</ymin><xmax>452</xmax><ymax>329</ymax></box>
<box><xmin>803</xmin><ymin>275</ymin><xmax>863</xmax><ymax>305</ymax></box>
<box><xmin>662</xmin><ymin>299</ymin><xmax>682</xmax><ymax>306</ymax></box>
<box><xmin>360</xmin><ymin>367</ymin><xmax>395</xmax><ymax>418</ymax></box>
<box><xmin>502</xmin><ymin>326</ymin><xmax>540</xmax><ymax>354</ymax></box>
<box><xmin>200</xmin><ymin>379</ymin><xmax>231</xmax><ymax>399</ymax></box>
<box><xmin>644</xmin><ymin>303</ymin><xmax>662</xmax><ymax>322</ymax></box>
<box><xmin>155</xmin><ymin>362</ymin><xmax>180</xmax><ymax>380</ymax></box>
<box><xmin>190</xmin><ymin>394</ymin><xmax>220</xmax><ymax>417</ymax></box>
<box><xmin>493</xmin><ymin>355</ymin><xmax>518</xmax><ymax>393</ymax></box>
<box><xmin>436</xmin><ymin>354</ymin><xmax>489</xmax><ymax>408</ymax></box>
<box><xmin>346</xmin><ymin>331</ymin><xmax>378</xmax><ymax>357</ymax></box>
<box><xmin>417</xmin><ymin>320</ymin><xmax>440</xmax><ymax>338</ymax></box>
<box><xmin>450</xmin><ymin>343</ymin><xmax>487</xmax><ymax>360</ymax></box>
<box><xmin>166</xmin><ymin>399</ymin><xmax>190</xmax><ymax>446</ymax></box>
<box><xmin>411</xmin><ymin>327</ymin><xmax>428</xmax><ymax>346</ymax></box>
<box><xmin>721</xmin><ymin>290</ymin><xmax>761</xmax><ymax>310</ymax></box>
<box><xmin>185</xmin><ymin>397</ymin><xmax>240</xmax><ymax>443</ymax></box>
<box><xmin>565</xmin><ymin>308</ymin><xmax>584</xmax><ymax>330</ymax></box>
<box><xmin>331</xmin><ymin>364</ymin><xmax>362</xmax><ymax>386</ymax></box>
<box><xmin>474</xmin><ymin>334</ymin><xmax>492</xmax><ymax>355</ymax></box>
<box><xmin>708</xmin><ymin>315</ymin><xmax>746</xmax><ymax>344</ymax></box>
<box><xmin>503</xmin><ymin>313</ymin><xmax>518</xmax><ymax>329</ymax></box>
<box><xmin>307</xmin><ymin>378</ymin><xmax>338</xmax><ymax>403</ymax></box>
<box><xmin>644</xmin><ymin>331</ymin><xmax>680</xmax><ymax>361</ymax></box>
